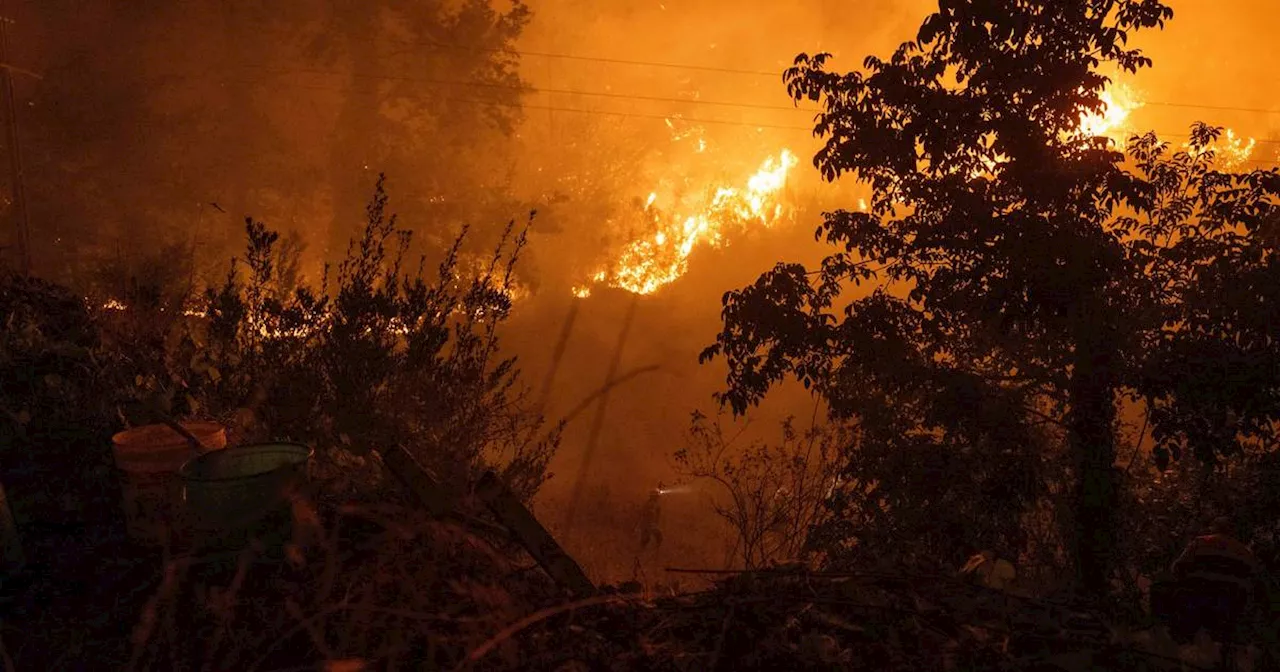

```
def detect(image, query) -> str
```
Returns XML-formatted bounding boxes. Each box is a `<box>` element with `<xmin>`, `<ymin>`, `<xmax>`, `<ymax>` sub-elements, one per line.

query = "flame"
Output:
<box><xmin>957</xmin><ymin>84</ymin><xmax>1142</xmax><ymax>182</ymax></box>
<box><xmin>1078</xmin><ymin>83</ymin><xmax>1144</xmax><ymax>141</ymax></box>
<box><xmin>579</xmin><ymin>149</ymin><xmax>799</xmax><ymax>296</ymax></box>
<box><xmin>1184</xmin><ymin>128</ymin><xmax>1257</xmax><ymax>169</ymax></box>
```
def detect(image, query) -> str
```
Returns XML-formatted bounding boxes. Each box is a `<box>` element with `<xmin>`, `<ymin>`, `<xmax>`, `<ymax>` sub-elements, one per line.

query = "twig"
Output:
<box><xmin>455</xmin><ymin>594</ymin><xmax>633</xmax><ymax>670</ymax></box>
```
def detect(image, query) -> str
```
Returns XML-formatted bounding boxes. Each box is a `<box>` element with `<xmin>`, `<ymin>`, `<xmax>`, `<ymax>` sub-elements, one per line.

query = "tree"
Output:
<box><xmin>701</xmin><ymin>0</ymin><xmax>1280</xmax><ymax>599</ymax></box>
<box><xmin>310</xmin><ymin>0</ymin><xmax>532</xmax><ymax>262</ymax></box>
<box><xmin>20</xmin><ymin>1</ymin><xmax>531</xmax><ymax>287</ymax></box>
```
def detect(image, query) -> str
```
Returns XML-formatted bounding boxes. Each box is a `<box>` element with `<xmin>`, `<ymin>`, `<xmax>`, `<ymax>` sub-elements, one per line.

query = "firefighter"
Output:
<box><xmin>638</xmin><ymin>485</ymin><xmax>664</xmax><ymax>553</ymax></box>
<box><xmin>1154</xmin><ymin>516</ymin><xmax>1265</xmax><ymax>658</ymax></box>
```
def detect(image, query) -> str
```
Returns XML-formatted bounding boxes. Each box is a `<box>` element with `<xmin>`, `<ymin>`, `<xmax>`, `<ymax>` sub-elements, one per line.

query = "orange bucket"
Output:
<box><xmin>112</xmin><ymin>422</ymin><xmax>226</xmax><ymax>544</ymax></box>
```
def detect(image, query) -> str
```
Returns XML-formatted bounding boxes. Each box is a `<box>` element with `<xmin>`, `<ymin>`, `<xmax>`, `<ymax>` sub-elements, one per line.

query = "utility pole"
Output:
<box><xmin>0</xmin><ymin>5</ymin><xmax>31</xmax><ymax>275</ymax></box>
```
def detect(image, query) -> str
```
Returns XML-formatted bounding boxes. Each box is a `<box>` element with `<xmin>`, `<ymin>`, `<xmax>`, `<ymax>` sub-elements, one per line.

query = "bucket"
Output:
<box><xmin>179</xmin><ymin>443</ymin><xmax>312</xmax><ymax>547</ymax></box>
<box><xmin>111</xmin><ymin>422</ymin><xmax>227</xmax><ymax>544</ymax></box>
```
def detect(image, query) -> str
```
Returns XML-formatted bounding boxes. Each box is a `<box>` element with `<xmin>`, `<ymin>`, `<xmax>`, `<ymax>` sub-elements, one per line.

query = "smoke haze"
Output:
<box><xmin>2</xmin><ymin>0</ymin><xmax>1276</xmax><ymax>578</ymax></box>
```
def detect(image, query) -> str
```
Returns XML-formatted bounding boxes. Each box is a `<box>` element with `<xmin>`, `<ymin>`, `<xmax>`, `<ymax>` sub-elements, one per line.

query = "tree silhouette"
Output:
<box><xmin>310</xmin><ymin>0</ymin><xmax>531</xmax><ymax>262</ymax></box>
<box><xmin>701</xmin><ymin>0</ymin><xmax>1280</xmax><ymax>599</ymax></box>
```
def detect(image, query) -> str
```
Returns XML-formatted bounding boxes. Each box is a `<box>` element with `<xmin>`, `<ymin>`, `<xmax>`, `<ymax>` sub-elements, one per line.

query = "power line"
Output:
<box><xmin>389</xmin><ymin>37</ymin><xmax>785</xmax><ymax>78</ymax></box>
<box><xmin>195</xmin><ymin>74</ymin><xmax>817</xmax><ymax>131</ymax></box>
<box><xmin>508</xmin><ymin>100</ymin><xmax>815</xmax><ymax>131</ymax></box>
<box><xmin>135</xmin><ymin>71</ymin><xmax>1280</xmax><ymax>165</ymax></box>
<box><xmin>193</xmin><ymin>63</ymin><xmax>1280</xmax><ymax>130</ymax></box>
<box><xmin>1143</xmin><ymin>100</ymin><xmax>1280</xmax><ymax>116</ymax></box>
<box><xmin>389</xmin><ymin>38</ymin><xmax>1280</xmax><ymax>117</ymax></box>
<box><xmin>222</xmin><ymin>63</ymin><xmax>817</xmax><ymax>113</ymax></box>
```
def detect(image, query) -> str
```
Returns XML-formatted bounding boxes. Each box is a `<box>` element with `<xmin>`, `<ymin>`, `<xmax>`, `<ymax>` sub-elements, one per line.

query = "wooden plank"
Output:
<box><xmin>379</xmin><ymin>445</ymin><xmax>454</xmax><ymax>516</ymax></box>
<box><xmin>475</xmin><ymin>470</ymin><xmax>595</xmax><ymax>597</ymax></box>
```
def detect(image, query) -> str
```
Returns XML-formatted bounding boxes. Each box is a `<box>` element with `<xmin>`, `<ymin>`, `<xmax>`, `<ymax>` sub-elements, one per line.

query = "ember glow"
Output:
<box><xmin>575</xmin><ymin>149</ymin><xmax>799</xmax><ymax>297</ymax></box>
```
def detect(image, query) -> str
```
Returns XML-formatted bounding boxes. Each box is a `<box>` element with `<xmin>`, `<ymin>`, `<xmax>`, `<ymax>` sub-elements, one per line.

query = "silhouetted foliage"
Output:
<box><xmin>674</xmin><ymin>411</ymin><xmax>843</xmax><ymax>570</ymax></box>
<box><xmin>20</xmin><ymin>178</ymin><xmax>560</xmax><ymax>505</ymax></box>
<box><xmin>190</xmin><ymin>176</ymin><xmax>558</xmax><ymax>500</ymax></box>
<box><xmin>24</xmin><ymin>0</ymin><xmax>532</xmax><ymax>285</ymax></box>
<box><xmin>0</xmin><ymin>272</ymin><xmax>121</xmax><ymax>523</ymax></box>
<box><xmin>701</xmin><ymin>0</ymin><xmax>1280</xmax><ymax>599</ymax></box>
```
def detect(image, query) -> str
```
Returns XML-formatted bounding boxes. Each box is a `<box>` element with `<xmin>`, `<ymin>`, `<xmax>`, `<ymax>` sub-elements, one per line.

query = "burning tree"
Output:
<box><xmin>701</xmin><ymin>0</ymin><xmax>1280</xmax><ymax>599</ymax></box>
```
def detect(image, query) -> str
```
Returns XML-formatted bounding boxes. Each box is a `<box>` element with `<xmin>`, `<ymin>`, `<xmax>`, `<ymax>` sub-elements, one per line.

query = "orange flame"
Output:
<box><xmin>576</xmin><ymin>149</ymin><xmax>799</xmax><ymax>296</ymax></box>
<box><xmin>1078</xmin><ymin>83</ymin><xmax>1144</xmax><ymax>141</ymax></box>
<box><xmin>1184</xmin><ymin>128</ymin><xmax>1257</xmax><ymax>169</ymax></box>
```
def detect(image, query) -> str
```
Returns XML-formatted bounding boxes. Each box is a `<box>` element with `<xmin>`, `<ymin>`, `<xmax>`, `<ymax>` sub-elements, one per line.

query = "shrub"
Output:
<box><xmin>674</xmin><ymin>411</ymin><xmax>843</xmax><ymax>570</ymax></box>
<box><xmin>186</xmin><ymin>176</ymin><xmax>559</xmax><ymax>501</ymax></box>
<box><xmin>0</xmin><ymin>272</ymin><xmax>118</xmax><ymax>522</ymax></box>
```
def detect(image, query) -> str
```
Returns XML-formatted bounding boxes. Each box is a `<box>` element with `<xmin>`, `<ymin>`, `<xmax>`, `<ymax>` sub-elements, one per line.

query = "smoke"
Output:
<box><xmin>5</xmin><ymin>0</ymin><xmax>1276</xmax><ymax>578</ymax></box>
<box><xmin>503</xmin><ymin>0</ymin><xmax>1280</xmax><ymax>574</ymax></box>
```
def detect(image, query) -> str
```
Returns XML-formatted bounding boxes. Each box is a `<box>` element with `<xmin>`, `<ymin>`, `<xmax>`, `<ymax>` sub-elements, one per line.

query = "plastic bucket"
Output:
<box><xmin>179</xmin><ymin>443</ymin><xmax>312</xmax><ymax>543</ymax></box>
<box><xmin>111</xmin><ymin>422</ymin><xmax>227</xmax><ymax>544</ymax></box>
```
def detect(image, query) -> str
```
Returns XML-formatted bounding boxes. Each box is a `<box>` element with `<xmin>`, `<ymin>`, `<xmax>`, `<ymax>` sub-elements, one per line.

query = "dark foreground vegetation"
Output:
<box><xmin>3</xmin><ymin>0</ymin><xmax>1280</xmax><ymax>670</ymax></box>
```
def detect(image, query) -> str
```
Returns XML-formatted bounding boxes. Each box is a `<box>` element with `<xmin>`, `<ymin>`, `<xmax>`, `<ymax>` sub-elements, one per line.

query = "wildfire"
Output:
<box><xmin>1184</xmin><ymin>128</ymin><xmax>1257</xmax><ymax>169</ymax></box>
<box><xmin>576</xmin><ymin>149</ymin><xmax>799</xmax><ymax>296</ymax></box>
<box><xmin>1078</xmin><ymin>83</ymin><xmax>1144</xmax><ymax>142</ymax></box>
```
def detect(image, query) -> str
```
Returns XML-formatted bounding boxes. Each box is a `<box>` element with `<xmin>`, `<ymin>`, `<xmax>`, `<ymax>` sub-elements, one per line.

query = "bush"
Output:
<box><xmin>2</xmin><ymin>175</ymin><xmax>558</xmax><ymax>534</ymax></box>
<box><xmin>0</xmin><ymin>272</ymin><xmax>119</xmax><ymax>522</ymax></box>
<box><xmin>185</xmin><ymin>176</ymin><xmax>559</xmax><ymax>501</ymax></box>
<box><xmin>674</xmin><ymin>411</ymin><xmax>844</xmax><ymax>570</ymax></box>
<box><xmin>803</xmin><ymin>396</ymin><xmax>1061</xmax><ymax>580</ymax></box>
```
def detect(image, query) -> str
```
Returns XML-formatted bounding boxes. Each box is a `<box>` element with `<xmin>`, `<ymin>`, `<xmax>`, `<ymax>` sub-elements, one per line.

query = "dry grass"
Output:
<box><xmin>123</xmin><ymin>493</ymin><xmax>564</xmax><ymax>671</ymax></box>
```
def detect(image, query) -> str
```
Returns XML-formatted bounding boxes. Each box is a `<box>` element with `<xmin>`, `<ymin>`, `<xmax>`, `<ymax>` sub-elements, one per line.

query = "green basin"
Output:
<box><xmin>179</xmin><ymin>443</ymin><xmax>312</xmax><ymax>531</ymax></box>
